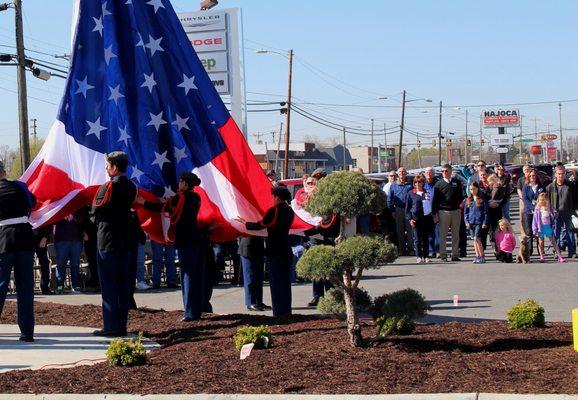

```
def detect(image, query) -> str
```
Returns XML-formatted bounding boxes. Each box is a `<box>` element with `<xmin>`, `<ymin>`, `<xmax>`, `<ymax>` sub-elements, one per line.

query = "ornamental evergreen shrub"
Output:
<box><xmin>376</xmin><ymin>315</ymin><xmax>415</xmax><ymax>336</ymax></box>
<box><xmin>234</xmin><ymin>325</ymin><xmax>273</xmax><ymax>351</ymax></box>
<box><xmin>317</xmin><ymin>287</ymin><xmax>372</xmax><ymax>315</ymax></box>
<box><xmin>106</xmin><ymin>334</ymin><xmax>147</xmax><ymax>367</ymax></box>
<box><xmin>507</xmin><ymin>299</ymin><xmax>545</xmax><ymax>329</ymax></box>
<box><xmin>372</xmin><ymin>288</ymin><xmax>430</xmax><ymax>321</ymax></box>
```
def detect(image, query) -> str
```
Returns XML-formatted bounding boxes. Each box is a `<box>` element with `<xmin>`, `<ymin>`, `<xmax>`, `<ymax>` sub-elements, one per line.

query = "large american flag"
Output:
<box><xmin>21</xmin><ymin>0</ymin><xmax>313</xmax><ymax>241</ymax></box>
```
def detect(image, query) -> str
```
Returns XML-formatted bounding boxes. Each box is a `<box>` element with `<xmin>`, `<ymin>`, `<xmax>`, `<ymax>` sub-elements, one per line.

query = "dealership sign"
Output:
<box><xmin>482</xmin><ymin>109</ymin><xmax>520</xmax><ymax>128</ymax></box>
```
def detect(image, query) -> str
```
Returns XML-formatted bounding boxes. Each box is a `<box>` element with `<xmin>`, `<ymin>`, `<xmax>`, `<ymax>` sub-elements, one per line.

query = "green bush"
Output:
<box><xmin>337</xmin><ymin>236</ymin><xmax>398</xmax><ymax>271</ymax></box>
<box><xmin>297</xmin><ymin>245</ymin><xmax>342</xmax><ymax>280</ymax></box>
<box><xmin>317</xmin><ymin>287</ymin><xmax>372</xmax><ymax>315</ymax></box>
<box><xmin>376</xmin><ymin>315</ymin><xmax>415</xmax><ymax>336</ymax></box>
<box><xmin>372</xmin><ymin>288</ymin><xmax>430</xmax><ymax>320</ymax></box>
<box><xmin>106</xmin><ymin>334</ymin><xmax>147</xmax><ymax>367</ymax></box>
<box><xmin>507</xmin><ymin>299</ymin><xmax>545</xmax><ymax>329</ymax></box>
<box><xmin>234</xmin><ymin>325</ymin><xmax>273</xmax><ymax>351</ymax></box>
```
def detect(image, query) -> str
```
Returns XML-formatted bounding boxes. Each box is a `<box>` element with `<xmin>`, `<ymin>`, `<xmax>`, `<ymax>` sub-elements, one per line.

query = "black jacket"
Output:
<box><xmin>0</xmin><ymin>179</ymin><xmax>37</xmax><ymax>253</ymax></box>
<box><xmin>246</xmin><ymin>202</ymin><xmax>295</xmax><ymax>257</ymax></box>
<box><xmin>92</xmin><ymin>175</ymin><xmax>137</xmax><ymax>252</ymax></box>
<box><xmin>433</xmin><ymin>178</ymin><xmax>464</xmax><ymax>213</ymax></box>
<box><xmin>238</xmin><ymin>236</ymin><xmax>264</xmax><ymax>258</ymax></box>
<box><xmin>144</xmin><ymin>189</ymin><xmax>203</xmax><ymax>249</ymax></box>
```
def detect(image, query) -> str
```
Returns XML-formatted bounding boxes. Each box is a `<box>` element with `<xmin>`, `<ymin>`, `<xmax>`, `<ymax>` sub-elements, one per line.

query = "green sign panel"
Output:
<box><xmin>380</xmin><ymin>151</ymin><xmax>389</xmax><ymax>157</ymax></box>
<box><xmin>515</xmin><ymin>139</ymin><xmax>534</xmax><ymax>143</ymax></box>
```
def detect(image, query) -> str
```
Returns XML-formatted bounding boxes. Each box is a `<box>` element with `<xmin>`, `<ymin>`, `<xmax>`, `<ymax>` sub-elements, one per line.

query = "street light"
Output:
<box><xmin>398</xmin><ymin>90</ymin><xmax>432</xmax><ymax>167</ymax></box>
<box><xmin>256</xmin><ymin>48</ymin><xmax>294</xmax><ymax>179</ymax></box>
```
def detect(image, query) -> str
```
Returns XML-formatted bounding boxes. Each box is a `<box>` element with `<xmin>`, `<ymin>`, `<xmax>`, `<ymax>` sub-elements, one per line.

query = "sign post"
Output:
<box><xmin>482</xmin><ymin>109</ymin><xmax>520</xmax><ymax>164</ymax></box>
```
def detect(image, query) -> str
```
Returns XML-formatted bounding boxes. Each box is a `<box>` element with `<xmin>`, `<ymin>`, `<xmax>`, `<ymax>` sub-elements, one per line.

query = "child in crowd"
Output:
<box><xmin>532</xmin><ymin>192</ymin><xmax>565</xmax><ymax>263</ymax></box>
<box><xmin>495</xmin><ymin>219</ymin><xmax>516</xmax><ymax>263</ymax></box>
<box><xmin>464</xmin><ymin>181</ymin><xmax>488</xmax><ymax>264</ymax></box>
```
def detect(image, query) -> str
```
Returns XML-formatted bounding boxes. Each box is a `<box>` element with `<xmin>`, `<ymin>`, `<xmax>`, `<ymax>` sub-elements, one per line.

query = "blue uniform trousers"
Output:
<box><xmin>151</xmin><ymin>241</ymin><xmax>176</xmax><ymax>286</ymax></box>
<box><xmin>55</xmin><ymin>240</ymin><xmax>83</xmax><ymax>288</ymax></box>
<box><xmin>97</xmin><ymin>249</ymin><xmax>130</xmax><ymax>333</ymax></box>
<box><xmin>0</xmin><ymin>251</ymin><xmax>34</xmax><ymax>337</ymax></box>
<box><xmin>179</xmin><ymin>246</ymin><xmax>205</xmax><ymax>319</ymax></box>
<box><xmin>267</xmin><ymin>253</ymin><xmax>292</xmax><ymax>316</ymax></box>
<box><xmin>241</xmin><ymin>255</ymin><xmax>264</xmax><ymax>307</ymax></box>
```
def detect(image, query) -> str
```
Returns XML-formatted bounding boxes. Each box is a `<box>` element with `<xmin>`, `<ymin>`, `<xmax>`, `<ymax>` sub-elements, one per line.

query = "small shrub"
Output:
<box><xmin>376</xmin><ymin>315</ymin><xmax>415</xmax><ymax>336</ymax></box>
<box><xmin>372</xmin><ymin>288</ymin><xmax>430</xmax><ymax>320</ymax></box>
<box><xmin>234</xmin><ymin>325</ymin><xmax>273</xmax><ymax>351</ymax></box>
<box><xmin>507</xmin><ymin>299</ymin><xmax>545</xmax><ymax>329</ymax></box>
<box><xmin>106</xmin><ymin>334</ymin><xmax>147</xmax><ymax>367</ymax></box>
<box><xmin>317</xmin><ymin>287</ymin><xmax>372</xmax><ymax>315</ymax></box>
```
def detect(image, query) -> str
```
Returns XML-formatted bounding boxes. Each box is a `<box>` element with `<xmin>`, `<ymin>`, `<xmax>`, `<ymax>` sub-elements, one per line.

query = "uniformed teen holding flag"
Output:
<box><xmin>235</xmin><ymin>185</ymin><xmax>295</xmax><ymax>316</ymax></box>
<box><xmin>136</xmin><ymin>172</ymin><xmax>206</xmax><ymax>322</ymax></box>
<box><xmin>0</xmin><ymin>160</ymin><xmax>37</xmax><ymax>342</ymax></box>
<box><xmin>91</xmin><ymin>152</ymin><xmax>137</xmax><ymax>337</ymax></box>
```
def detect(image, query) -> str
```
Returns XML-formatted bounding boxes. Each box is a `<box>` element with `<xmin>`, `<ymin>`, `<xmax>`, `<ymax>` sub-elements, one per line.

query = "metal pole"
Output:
<box><xmin>437</xmin><ymin>101</ymin><xmax>442</xmax><ymax>165</ymax></box>
<box><xmin>464</xmin><ymin>109</ymin><xmax>468</xmax><ymax>164</ymax></box>
<box><xmin>370</xmin><ymin>118</ymin><xmax>374</xmax><ymax>173</ymax></box>
<box><xmin>398</xmin><ymin>90</ymin><xmax>406</xmax><ymax>167</ymax></box>
<box><xmin>274</xmin><ymin>122</ymin><xmax>283</xmax><ymax>175</ymax></box>
<box><xmin>559</xmin><ymin>102</ymin><xmax>563</xmax><ymax>162</ymax></box>
<box><xmin>283</xmin><ymin>49</ymin><xmax>293</xmax><ymax>179</ymax></box>
<box><xmin>383</xmin><ymin>122</ymin><xmax>387</xmax><ymax>170</ymax></box>
<box><xmin>519</xmin><ymin>115</ymin><xmax>523</xmax><ymax>163</ymax></box>
<box><xmin>14</xmin><ymin>0</ymin><xmax>31</xmax><ymax>172</ymax></box>
<box><xmin>342</xmin><ymin>127</ymin><xmax>346</xmax><ymax>171</ymax></box>
<box><xmin>479</xmin><ymin>114</ymin><xmax>483</xmax><ymax>162</ymax></box>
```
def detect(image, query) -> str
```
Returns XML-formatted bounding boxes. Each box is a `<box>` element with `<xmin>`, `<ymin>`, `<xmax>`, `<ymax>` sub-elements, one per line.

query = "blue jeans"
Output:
<box><xmin>54</xmin><ymin>240</ymin><xmax>83</xmax><ymax>288</ymax></box>
<box><xmin>97</xmin><ymin>249</ymin><xmax>130</xmax><ymax>333</ymax></box>
<box><xmin>135</xmin><ymin>243</ymin><xmax>146</xmax><ymax>282</ymax></box>
<box><xmin>555</xmin><ymin>213</ymin><xmax>576</xmax><ymax>256</ymax></box>
<box><xmin>179</xmin><ymin>246</ymin><xmax>205</xmax><ymax>319</ymax></box>
<box><xmin>503</xmin><ymin>198</ymin><xmax>511</xmax><ymax>221</ymax></box>
<box><xmin>241</xmin><ymin>255</ymin><xmax>264</xmax><ymax>307</ymax></box>
<box><xmin>0</xmin><ymin>250</ymin><xmax>34</xmax><ymax>337</ymax></box>
<box><xmin>151</xmin><ymin>241</ymin><xmax>176</xmax><ymax>286</ymax></box>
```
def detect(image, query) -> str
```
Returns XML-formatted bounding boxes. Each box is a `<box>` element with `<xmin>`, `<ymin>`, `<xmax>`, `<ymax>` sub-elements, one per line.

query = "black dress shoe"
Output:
<box><xmin>19</xmin><ymin>336</ymin><xmax>34</xmax><ymax>342</ymax></box>
<box><xmin>307</xmin><ymin>297</ymin><xmax>319</xmax><ymax>307</ymax></box>
<box><xmin>166</xmin><ymin>283</ymin><xmax>180</xmax><ymax>289</ymax></box>
<box><xmin>180</xmin><ymin>316</ymin><xmax>199</xmax><ymax>322</ymax></box>
<box><xmin>247</xmin><ymin>305</ymin><xmax>264</xmax><ymax>311</ymax></box>
<box><xmin>451</xmin><ymin>256</ymin><xmax>461</xmax><ymax>262</ymax></box>
<box><xmin>92</xmin><ymin>329</ymin><xmax>121</xmax><ymax>337</ymax></box>
<box><xmin>258</xmin><ymin>303</ymin><xmax>272</xmax><ymax>310</ymax></box>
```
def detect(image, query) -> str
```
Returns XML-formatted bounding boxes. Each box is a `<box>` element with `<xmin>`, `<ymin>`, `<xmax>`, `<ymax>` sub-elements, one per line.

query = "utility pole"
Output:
<box><xmin>398</xmin><ymin>90</ymin><xmax>406</xmax><ymax>168</ymax></box>
<box><xmin>14</xmin><ymin>0</ymin><xmax>31</xmax><ymax>172</ymax></box>
<box><xmin>519</xmin><ymin>115</ymin><xmax>523</xmax><ymax>163</ymax></box>
<box><xmin>558</xmin><ymin>102</ymin><xmax>563</xmax><ymax>162</ymax></box>
<box><xmin>370</xmin><ymin>118</ymin><xmax>374</xmax><ymax>173</ymax></box>
<box><xmin>437</xmin><ymin>101</ymin><xmax>442</xmax><ymax>165</ymax></box>
<box><xmin>283</xmin><ymin>49</ymin><xmax>293</xmax><ymax>180</ymax></box>
<box><xmin>464</xmin><ymin>109</ymin><xmax>468</xmax><ymax>164</ymax></box>
<box><xmin>479</xmin><ymin>114</ymin><xmax>484</xmax><ymax>162</ymax></box>
<box><xmin>342</xmin><ymin>127</ymin><xmax>346</xmax><ymax>171</ymax></box>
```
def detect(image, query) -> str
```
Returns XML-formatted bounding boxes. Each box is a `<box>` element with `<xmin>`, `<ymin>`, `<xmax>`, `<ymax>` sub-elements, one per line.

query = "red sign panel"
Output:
<box><xmin>547</xmin><ymin>146</ymin><xmax>557</xmax><ymax>160</ymax></box>
<box><xmin>482</xmin><ymin>109</ymin><xmax>520</xmax><ymax>128</ymax></box>
<box><xmin>530</xmin><ymin>145</ymin><xmax>542</xmax><ymax>155</ymax></box>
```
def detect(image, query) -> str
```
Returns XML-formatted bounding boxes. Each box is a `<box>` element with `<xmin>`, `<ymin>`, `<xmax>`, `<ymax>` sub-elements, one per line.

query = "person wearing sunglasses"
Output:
<box><xmin>382</xmin><ymin>171</ymin><xmax>397</xmax><ymax>198</ymax></box>
<box><xmin>466</xmin><ymin>161</ymin><xmax>487</xmax><ymax>196</ymax></box>
<box><xmin>433</xmin><ymin>164</ymin><xmax>465</xmax><ymax>262</ymax></box>
<box><xmin>521</xmin><ymin>168</ymin><xmax>544</xmax><ymax>256</ymax></box>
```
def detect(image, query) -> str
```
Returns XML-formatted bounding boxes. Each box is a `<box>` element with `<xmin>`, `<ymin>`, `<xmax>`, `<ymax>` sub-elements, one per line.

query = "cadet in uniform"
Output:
<box><xmin>137</xmin><ymin>172</ymin><xmax>205</xmax><ymax>321</ymax></box>
<box><xmin>0</xmin><ymin>160</ymin><xmax>37</xmax><ymax>342</ymax></box>
<box><xmin>92</xmin><ymin>152</ymin><xmax>136</xmax><ymax>336</ymax></box>
<box><xmin>236</xmin><ymin>185</ymin><xmax>295</xmax><ymax>316</ymax></box>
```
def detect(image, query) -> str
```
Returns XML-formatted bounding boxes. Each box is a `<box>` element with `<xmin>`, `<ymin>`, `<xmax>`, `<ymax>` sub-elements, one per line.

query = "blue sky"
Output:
<box><xmin>0</xmin><ymin>0</ymin><xmax>577</xmax><ymax>150</ymax></box>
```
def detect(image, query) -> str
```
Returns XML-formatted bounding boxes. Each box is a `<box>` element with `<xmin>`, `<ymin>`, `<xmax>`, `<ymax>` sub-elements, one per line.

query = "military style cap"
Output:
<box><xmin>106</xmin><ymin>151</ymin><xmax>128</xmax><ymax>162</ymax></box>
<box><xmin>271</xmin><ymin>185</ymin><xmax>291</xmax><ymax>202</ymax></box>
<box><xmin>311</xmin><ymin>168</ymin><xmax>327</xmax><ymax>178</ymax></box>
<box><xmin>180</xmin><ymin>171</ymin><xmax>201</xmax><ymax>187</ymax></box>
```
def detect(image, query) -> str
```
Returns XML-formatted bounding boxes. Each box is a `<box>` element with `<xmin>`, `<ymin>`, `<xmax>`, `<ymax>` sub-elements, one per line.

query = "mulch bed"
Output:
<box><xmin>1</xmin><ymin>301</ymin><xmax>578</xmax><ymax>394</ymax></box>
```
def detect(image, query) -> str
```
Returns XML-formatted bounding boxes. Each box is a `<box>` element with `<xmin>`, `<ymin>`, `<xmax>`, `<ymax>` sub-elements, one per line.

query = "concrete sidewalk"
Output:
<box><xmin>0</xmin><ymin>325</ymin><xmax>159</xmax><ymax>373</ymax></box>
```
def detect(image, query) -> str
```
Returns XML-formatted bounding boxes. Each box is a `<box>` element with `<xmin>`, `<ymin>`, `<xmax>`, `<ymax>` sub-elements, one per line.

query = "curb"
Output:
<box><xmin>0</xmin><ymin>394</ymin><xmax>577</xmax><ymax>400</ymax></box>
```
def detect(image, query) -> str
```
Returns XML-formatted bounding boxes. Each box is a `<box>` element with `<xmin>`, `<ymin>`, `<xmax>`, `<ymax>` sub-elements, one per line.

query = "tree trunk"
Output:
<box><xmin>343</xmin><ymin>270</ymin><xmax>362</xmax><ymax>347</ymax></box>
